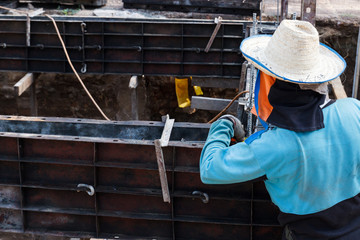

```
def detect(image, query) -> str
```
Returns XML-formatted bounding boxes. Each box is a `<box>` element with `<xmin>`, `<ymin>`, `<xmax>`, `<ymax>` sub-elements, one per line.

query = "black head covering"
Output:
<box><xmin>266</xmin><ymin>80</ymin><xmax>327</xmax><ymax>132</ymax></box>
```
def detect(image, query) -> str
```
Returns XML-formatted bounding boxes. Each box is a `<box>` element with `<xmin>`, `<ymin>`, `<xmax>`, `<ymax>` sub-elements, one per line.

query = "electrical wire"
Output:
<box><xmin>44</xmin><ymin>14</ymin><xmax>110</xmax><ymax>120</ymax></box>
<box><xmin>208</xmin><ymin>90</ymin><xmax>249</xmax><ymax>123</ymax></box>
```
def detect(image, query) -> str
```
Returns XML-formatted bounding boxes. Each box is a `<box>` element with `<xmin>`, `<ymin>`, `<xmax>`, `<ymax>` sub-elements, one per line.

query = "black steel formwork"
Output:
<box><xmin>123</xmin><ymin>0</ymin><xmax>262</xmax><ymax>16</ymax></box>
<box><xmin>18</xmin><ymin>0</ymin><xmax>107</xmax><ymax>6</ymax></box>
<box><xmin>0</xmin><ymin>16</ymin><xmax>252</xmax><ymax>78</ymax></box>
<box><xmin>0</xmin><ymin>116</ymin><xmax>282</xmax><ymax>239</ymax></box>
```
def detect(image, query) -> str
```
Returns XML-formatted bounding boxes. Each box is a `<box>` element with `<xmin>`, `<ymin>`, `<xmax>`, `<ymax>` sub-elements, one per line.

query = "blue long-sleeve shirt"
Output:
<box><xmin>200</xmin><ymin>98</ymin><xmax>360</xmax><ymax>216</ymax></box>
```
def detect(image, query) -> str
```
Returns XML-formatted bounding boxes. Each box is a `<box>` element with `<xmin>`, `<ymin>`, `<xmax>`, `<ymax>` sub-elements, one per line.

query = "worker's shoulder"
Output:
<box><xmin>329</xmin><ymin>97</ymin><xmax>360</xmax><ymax>109</ymax></box>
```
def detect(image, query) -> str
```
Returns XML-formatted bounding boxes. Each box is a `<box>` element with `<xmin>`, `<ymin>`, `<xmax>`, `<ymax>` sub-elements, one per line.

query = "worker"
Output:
<box><xmin>200</xmin><ymin>19</ymin><xmax>360</xmax><ymax>240</ymax></box>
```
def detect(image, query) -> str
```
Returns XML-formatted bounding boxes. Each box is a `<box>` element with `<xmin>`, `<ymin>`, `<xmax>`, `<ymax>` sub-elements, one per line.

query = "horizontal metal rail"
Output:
<box><xmin>123</xmin><ymin>0</ymin><xmax>261</xmax><ymax>16</ymax></box>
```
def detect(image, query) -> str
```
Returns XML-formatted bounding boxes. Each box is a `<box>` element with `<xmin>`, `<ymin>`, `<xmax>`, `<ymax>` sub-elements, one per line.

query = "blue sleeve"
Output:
<box><xmin>200</xmin><ymin>119</ymin><xmax>266</xmax><ymax>184</ymax></box>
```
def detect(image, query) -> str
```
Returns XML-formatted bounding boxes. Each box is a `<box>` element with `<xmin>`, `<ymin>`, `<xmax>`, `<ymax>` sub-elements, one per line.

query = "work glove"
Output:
<box><xmin>218</xmin><ymin>114</ymin><xmax>245</xmax><ymax>142</ymax></box>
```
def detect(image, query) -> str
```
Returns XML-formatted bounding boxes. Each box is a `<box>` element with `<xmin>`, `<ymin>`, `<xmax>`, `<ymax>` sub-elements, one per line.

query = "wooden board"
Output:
<box><xmin>330</xmin><ymin>77</ymin><xmax>348</xmax><ymax>99</ymax></box>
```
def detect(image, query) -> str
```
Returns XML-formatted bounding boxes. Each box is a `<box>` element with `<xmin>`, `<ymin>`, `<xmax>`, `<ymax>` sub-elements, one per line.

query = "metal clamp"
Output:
<box><xmin>192</xmin><ymin>191</ymin><xmax>209</xmax><ymax>203</ymax></box>
<box><xmin>80</xmin><ymin>22</ymin><xmax>87</xmax><ymax>33</ymax></box>
<box><xmin>77</xmin><ymin>183</ymin><xmax>95</xmax><ymax>196</ymax></box>
<box><xmin>36</xmin><ymin>44</ymin><xmax>44</xmax><ymax>50</ymax></box>
<box><xmin>81</xmin><ymin>63</ymin><xmax>87</xmax><ymax>73</ymax></box>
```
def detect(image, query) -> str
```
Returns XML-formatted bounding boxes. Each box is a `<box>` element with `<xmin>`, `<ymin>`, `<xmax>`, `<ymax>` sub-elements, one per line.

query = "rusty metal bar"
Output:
<box><xmin>204</xmin><ymin>17</ymin><xmax>222</xmax><ymax>53</ymax></box>
<box><xmin>280</xmin><ymin>0</ymin><xmax>289</xmax><ymax>21</ymax></box>
<box><xmin>301</xmin><ymin>0</ymin><xmax>316</xmax><ymax>25</ymax></box>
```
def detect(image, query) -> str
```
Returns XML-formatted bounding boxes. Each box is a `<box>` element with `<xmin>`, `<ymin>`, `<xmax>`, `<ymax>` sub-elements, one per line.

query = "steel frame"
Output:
<box><xmin>123</xmin><ymin>0</ymin><xmax>262</xmax><ymax>16</ymax></box>
<box><xmin>0</xmin><ymin>16</ymin><xmax>253</xmax><ymax>78</ymax></box>
<box><xmin>0</xmin><ymin>115</ymin><xmax>282</xmax><ymax>239</ymax></box>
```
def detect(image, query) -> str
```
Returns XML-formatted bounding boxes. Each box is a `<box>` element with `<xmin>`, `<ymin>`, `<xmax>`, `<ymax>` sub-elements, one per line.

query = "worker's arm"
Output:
<box><xmin>200</xmin><ymin>119</ymin><xmax>266</xmax><ymax>184</ymax></box>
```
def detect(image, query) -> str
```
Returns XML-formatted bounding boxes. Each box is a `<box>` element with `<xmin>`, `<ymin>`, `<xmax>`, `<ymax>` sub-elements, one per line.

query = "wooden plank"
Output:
<box><xmin>301</xmin><ymin>0</ymin><xmax>316</xmax><ymax>25</ymax></box>
<box><xmin>14</xmin><ymin>73</ymin><xmax>35</xmax><ymax>97</ymax></box>
<box><xmin>154</xmin><ymin>139</ymin><xmax>171</xmax><ymax>203</ymax></box>
<box><xmin>160</xmin><ymin>115</ymin><xmax>174</xmax><ymax>147</ymax></box>
<box><xmin>330</xmin><ymin>77</ymin><xmax>347</xmax><ymax>99</ymax></box>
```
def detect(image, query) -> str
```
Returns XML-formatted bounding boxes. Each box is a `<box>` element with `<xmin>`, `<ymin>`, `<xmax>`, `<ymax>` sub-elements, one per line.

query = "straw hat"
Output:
<box><xmin>240</xmin><ymin>20</ymin><xmax>346</xmax><ymax>84</ymax></box>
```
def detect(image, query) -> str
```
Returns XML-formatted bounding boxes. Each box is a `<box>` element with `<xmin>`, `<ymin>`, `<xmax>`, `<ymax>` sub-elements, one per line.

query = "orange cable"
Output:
<box><xmin>208</xmin><ymin>90</ymin><xmax>249</xmax><ymax>123</ymax></box>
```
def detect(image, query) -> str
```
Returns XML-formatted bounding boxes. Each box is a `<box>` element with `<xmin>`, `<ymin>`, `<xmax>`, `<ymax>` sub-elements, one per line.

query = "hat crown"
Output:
<box><xmin>264</xmin><ymin>20</ymin><xmax>320</xmax><ymax>74</ymax></box>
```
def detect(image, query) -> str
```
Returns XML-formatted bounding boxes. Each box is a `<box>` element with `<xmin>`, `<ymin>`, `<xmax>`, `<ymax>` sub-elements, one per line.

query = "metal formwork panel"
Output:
<box><xmin>123</xmin><ymin>0</ymin><xmax>262</xmax><ymax>16</ymax></box>
<box><xmin>0</xmin><ymin>16</ymin><xmax>247</xmax><ymax>78</ymax></box>
<box><xmin>0</xmin><ymin>116</ymin><xmax>282</xmax><ymax>239</ymax></box>
<box><xmin>19</xmin><ymin>0</ymin><xmax>107</xmax><ymax>7</ymax></box>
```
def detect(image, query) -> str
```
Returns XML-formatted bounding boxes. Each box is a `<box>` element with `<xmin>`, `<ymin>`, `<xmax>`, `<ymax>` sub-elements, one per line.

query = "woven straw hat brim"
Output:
<box><xmin>240</xmin><ymin>35</ymin><xmax>346</xmax><ymax>84</ymax></box>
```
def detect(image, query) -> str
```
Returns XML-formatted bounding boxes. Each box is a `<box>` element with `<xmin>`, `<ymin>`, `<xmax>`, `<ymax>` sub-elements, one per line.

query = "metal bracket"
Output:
<box><xmin>204</xmin><ymin>16</ymin><xmax>222</xmax><ymax>53</ymax></box>
<box><xmin>192</xmin><ymin>191</ymin><xmax>209</xmax><ymax>203</ymax></box>
<box><xmin>154</xmin><ymin>115</ymin><xmax>175</xmax><ymax>203</ymax></box>
<box><xmin>301</xmin><ymin>0</ymin><xmax>316</xmax><ymax>26</ymax></box>
<box><xmin>77</xmin><ymin>183</ymin><xmax>95</xmax><ymax>196</ymax></box>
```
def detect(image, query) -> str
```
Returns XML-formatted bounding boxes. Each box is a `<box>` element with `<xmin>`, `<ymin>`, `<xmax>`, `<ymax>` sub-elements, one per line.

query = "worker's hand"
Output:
<box><xmin>218</xmin><ymin>114</ymin><xmax>245</xmax><ymax>142</ymax></box>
